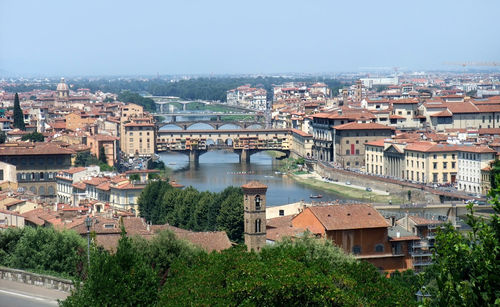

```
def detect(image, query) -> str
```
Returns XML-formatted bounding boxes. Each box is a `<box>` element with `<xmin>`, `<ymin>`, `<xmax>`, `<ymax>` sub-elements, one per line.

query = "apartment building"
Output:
<box><xmin>227</xmin><ymin>85</ymin><xmax>267</xmax><ymax>110</ymax></box>
<box><xmin>0</xmin><ymin>143</ymin><xmax>74</xmax><ymax>201</ymax></box>
<box><xmin>333</xmin><ymin>122</ymin><xmax>393</xmax><ymax>168</ymax></box>
<box><xmin>120</xmin><ymin>103</ymin><xmax>156</xmax><ymax>158</ymax></box>
<box><xmin>457</xmin><ymin>146</ymin><xmax>496</xmax><ymax>194</ymax></box>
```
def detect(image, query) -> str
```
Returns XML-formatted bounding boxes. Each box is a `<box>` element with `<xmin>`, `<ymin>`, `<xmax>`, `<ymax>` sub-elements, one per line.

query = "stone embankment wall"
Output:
<box><xmin>313</xmin><ymin>162</ymin><xmax>441</xmax><ymax>203</ymax></box>
<box><xmin>0</xmin><ymin>266</ymin><xmax>74</xmax><ymax>292</ymax></box>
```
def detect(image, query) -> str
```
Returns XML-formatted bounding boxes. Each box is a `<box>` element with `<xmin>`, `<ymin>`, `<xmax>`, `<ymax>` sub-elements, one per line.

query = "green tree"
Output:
<box><xmin>137</xmin><ymin>180</ymin><xmax>172</xmax><ymax>223</ymax></box>
<box><xmin>13</xmin><ymin>93</ymin><xmax>25</xmax><ymax>130</ymax></box>
<box><xmin>129</xmin><ymin>173</ymin><xmax>140</xmax><ymax>181</ymax></box>
<box><xmin>21</xmin><ymin>131</ymin><xmax>44</xmax><ymax>142</ymax></box>
<box><xmin>0</xmin><ymin>131</ymin><xmax>6</xmax><ymax>144</ymax></box>
<box><xmin>490</xmin><ymin>159</ymin><xmax>500</xmax><ymax>190</ymax></box>
<box><xmin>0</xmin><ymin>227</ymin><xmax>86</xmax><ymax>278</ymax></box>
<box><xmin>216</xmin><ymin>189</ymin><xmax>244</xmax><ymax>242</ymax></box>
<box><xmin>98</xmin><ymin>146</ymin><xmax>107</xmax><ymax>164</ymax></box>
<box><xmin>61</xmin><ymin>231</ymin><xmax>160</xmax><ymax>307</ymax></box>
<box><xmin>74</xmin><ymin>151</ymin><xmax>99</xmax><ymax>167</ymax></box>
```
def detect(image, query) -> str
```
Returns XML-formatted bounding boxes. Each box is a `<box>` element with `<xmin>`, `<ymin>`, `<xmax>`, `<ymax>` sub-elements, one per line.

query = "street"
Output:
<box><xmin>0</xmin><ymin>279</ymin><xmax>68</xmax><ymax>307</ymax></box>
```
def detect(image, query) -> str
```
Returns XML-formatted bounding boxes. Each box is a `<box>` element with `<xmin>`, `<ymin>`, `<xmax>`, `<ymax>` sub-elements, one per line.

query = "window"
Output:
<box><xmin>452</xmin><ymin>154</ymin><xmax>455</xmax><ymax>159</ymax></box>
<box><xmin>433</xmin><ymin>154</ymin><xmax>437</xmax><ymax>159</ymax></box>
<box><xmin>452</xmin><ymin>162</ymin><xmax>456</xmax><ymax>168</ymax></box>
<box><xmin>375</xmin><ymin>244</ymin><xmax>384</xmax><ymax>252</ymax></box>
<box><xmin>443</xmin><ymin>154</ymin><xmax>447</xmax><ymax>159</ymax></box>
<box><xmin>433</xmin><ymin>173</ymin><xmax>438</xmax><ymax>182</ymax></box>
<box><xmin>433</xmin><ymin>162</ymin><xmax>437</xmax><ymax>169</ymax></box>
<box><xmin>352</xmin><ymin>245</ymin><xmax>361</xmax><ymax>255</ymax></box>
<box><xmin>279</xmin><ymin>209</ymin><xmax>284</xmax><ymax>216</ymax></box>
<box><xmin>346</xmin><ymin>150</ymin><xmax>349</xmax><ymax>155</ymax></box>
<box><xmin>255</xmin><ymin>195</ymin><xmax>261</xmax><ymax>210</ymax></box>
<box><xmin>443</xmin><ymin>162</ymin><xmax>447</xmax><ymax>169</ymax></box>
<box><xmin>346</xmin><ymin>140</ymin><xmax>349</xmax><ymax>144</ymax></box>
<box><xmin>255</xmin><ymin>219</ymin><xmax>261</xmax><ymax>233</ymax></box>
<box><xmin>443</xmin><ymin>173</ymin><xmax>448</xmax><ymax>182</ymax></box>
<box><xmin>355</xmin><ymin>149</ymin><xmax>360</xmax><ymax>155</ymax></box>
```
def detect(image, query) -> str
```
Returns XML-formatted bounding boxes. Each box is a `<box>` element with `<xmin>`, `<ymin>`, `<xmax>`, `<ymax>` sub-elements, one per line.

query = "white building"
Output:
<box><xmin>56</xmin><ymin>166</ymin><xmax>100</xmax><ymax>205</ymax></box>
<box><xmin>457</xmin><ymin>146</ymin><xmax>496</xmax><ymax>195</ymax></box>
<box><xmin>360</xmin><ymin>76</ymin><xmax>399</xmax><ymax>89</ymax></box>
<box><xmin>226</xmin><ymin>85</ymin><xmax>268</xmax><ymax>110</ymax></box>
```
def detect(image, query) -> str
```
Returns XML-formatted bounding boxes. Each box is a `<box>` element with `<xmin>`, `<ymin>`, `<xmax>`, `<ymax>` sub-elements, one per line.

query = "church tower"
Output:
<box><xmin>242</xmin><ymin>181</ymin><xmax>267</xmax><ymax>252</ymax></box>
<box><xmin>56</xmin><ymin>77</ymin><xmax>69</xmax><ymax>99</ymax></box>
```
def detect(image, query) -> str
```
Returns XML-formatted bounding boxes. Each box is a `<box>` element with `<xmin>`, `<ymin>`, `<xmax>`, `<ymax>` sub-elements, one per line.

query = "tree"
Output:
<box><xmin>13</xmin><ymin>93</ymin><xmax>25</xmax><ymax>130</ymax></box>
<box><xmin>21</xmin><ymin>131</ymin><xmax>44</xmax><ymax>142</ymax></box>
<box><xmin>129</xmin><ymin>173</ymin><xmax>140</xmax><ymax>181</ymax></box>
<box><xmin>74</xmin><ymin>151</ymin><xmax>99</xmax><ymax>167</ymax></box>
<box><xmin>98</xmin><ymin>146</ymin><xmax>107</xmax><ymax>164</ymax></box>
<box><xmin>0</xmin><ymin>131</ymin><xmax>6</xmax><ymax>144</ymax></box>
<box><xmin>424</xmin><ymin>190</ymin><xmax>500</xmax><ymax>305</ymax></box>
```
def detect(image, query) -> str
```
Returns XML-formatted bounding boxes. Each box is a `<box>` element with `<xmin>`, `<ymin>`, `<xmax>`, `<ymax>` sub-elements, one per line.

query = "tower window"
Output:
<box><xmin>352</xmin><ymin>245</ymin><xmax>361</xmax><ymax>255</ymax></box>
<box><xmin>255</xmin><ymin>195</ymin><xmax>261</xmax><ymax>210</ymax></box>
<box><xmin>255</xmin><ymin>219</ymin><xmax>261</xmax><ymax>233</ymax></box>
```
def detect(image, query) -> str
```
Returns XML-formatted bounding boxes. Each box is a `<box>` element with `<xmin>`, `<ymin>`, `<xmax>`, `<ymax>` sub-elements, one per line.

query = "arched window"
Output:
<box><xmin>48</xmin><ymin>186</ymin><xmax>55</xmax><ymax>195</ymax></box>
<box><xmin>255</xmin><ymin>195</ymin><xmax>261</xmax><ymax>210</ymax></box>
<box><xmin>255</xmin><ymin>219</ymin><xmax>261</xmax><ymax>233</ymax></box>
<box><xmin>39</xmin><ymin>186</ymin><xmax>45</xmax><ymax>196</ymax></box>
<box><xmin>352</xmin><ymin>245</ymin><xmax>361</xmax><ymax>255</ymax></box>
<box><xmin>375</xmin><ymin>244</ymin><xmax>384</xmax><ymax>253</ymax></box>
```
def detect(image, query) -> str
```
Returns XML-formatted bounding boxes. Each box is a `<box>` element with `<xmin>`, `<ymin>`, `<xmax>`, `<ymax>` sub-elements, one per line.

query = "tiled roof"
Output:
<box><xmin>241</xmin><ymin>181</ymin><xmax>268</xmax><ymax>190</ymax></box>
<box><xmin>64</xmin><ymin>167</ymin><xmax>86</xmax><ymax>174</ymax></box>
<box><xmin>409</xmin><ymin>216</ymin><xmax>444</xmax><ymax>226</ymax></box>
<box><xmin>299</xmin><ymin>204</ymin><xmax>389</xmax><ymax>231</ymax></box>
<box><xmin>291</xmin><ymin>128</ymin><xmax>312</xmax><ymax>137</ymax></box>
<box><xmin>364</xmin><ymin>139</ymin><xmax>385</xmax><ymax>147</ymax></box>
<box><xmin>333</xmin><ymin>122</ymin><xmax>393</xmax><ymax>130</ymax></box>
<box><xmin>0</xmin><ymin>143</ymin><xmax>75</xmax><ymax>156</ymax></box>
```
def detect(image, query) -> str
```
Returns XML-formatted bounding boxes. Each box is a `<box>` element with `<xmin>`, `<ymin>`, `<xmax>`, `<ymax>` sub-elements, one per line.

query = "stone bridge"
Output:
<box><xmin>158</xmin><ymin>121</ymin><xmax>265</xmax><ymax>131</ymax></box>
<box><xmin>157</xmin><ymin>128</ymin><xmax>291</xmax><ymax>163</ymax></box>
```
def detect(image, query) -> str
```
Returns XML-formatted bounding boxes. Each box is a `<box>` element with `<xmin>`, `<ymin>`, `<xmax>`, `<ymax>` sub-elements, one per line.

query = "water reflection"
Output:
<box><xmin>159</xmin><ymin>151</ymin><xmax>345</xmax><ymax>206</ymax></box>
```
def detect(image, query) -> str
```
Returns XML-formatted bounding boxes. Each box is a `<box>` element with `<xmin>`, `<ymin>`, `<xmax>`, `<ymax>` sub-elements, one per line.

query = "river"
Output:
<box><xmin>158</xmin><ymin>151</ymin><xmax>346</xmax><ymax>206</ymax></box>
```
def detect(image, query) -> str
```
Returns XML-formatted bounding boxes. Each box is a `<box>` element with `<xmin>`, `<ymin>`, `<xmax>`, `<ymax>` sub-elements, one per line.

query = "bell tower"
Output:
<box><xmin>242</xmin><ymin>181</ymin><xmax>267</xmax><ymax>252</ymax></box>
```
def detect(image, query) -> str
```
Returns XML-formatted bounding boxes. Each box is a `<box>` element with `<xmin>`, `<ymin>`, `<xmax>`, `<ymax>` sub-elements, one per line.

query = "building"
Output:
<box><xmin>227</xmin><ymin>85</ymin><xmax>267</xmax><ymax>110</ymax></box>
<box><xmin>291</xmin><ymin>204</ymin><xmax>413</xmax><ymax>272</ymax></box>
<box><xmin>290</xmin><ymin>129</ymin><xmax>313</xmax><ymax>159</ymax></box>
<box><xmin>86</xmin><ymin>134</ymin><xmax>119</xmax><ymax>166</ymax></box>
<box><xmin>333</xmin><ymin>122</ymin><xmax>394</xmax><ymax>168</ymax></box>
<box><xmin>242</xmin><ymin>181</ymin><xmax>267</xmax><ymax>252</ymax></box>
<box><xmin>119</xmin><ymin>104</ymin><xmax>156</xmax><ymax>158</ymax></box>
<box><xmin>457</xmin><ymin>146</ymin><xmax>496</xmax><ymax>194</ymax></box>
<box><xmin>0</xmin><ymin>143</ymin><xmax>74</xmax><ymax>201</ymax></box>
<box><xmin>56</xmin><ymin>166</ymin><xmax>100</xmax><ymax>205</ymax></box>
<box><xmin>0</xmin><ymin>161</ymin><xmax>17</xmax><ymax>191</ymax></box>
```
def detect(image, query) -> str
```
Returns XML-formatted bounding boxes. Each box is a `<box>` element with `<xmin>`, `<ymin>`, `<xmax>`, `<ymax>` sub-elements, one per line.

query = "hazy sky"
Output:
<box><xmin>1</xmin><ymin>0</ymin><xmax>499</xmax><ymax>76</ymax></box>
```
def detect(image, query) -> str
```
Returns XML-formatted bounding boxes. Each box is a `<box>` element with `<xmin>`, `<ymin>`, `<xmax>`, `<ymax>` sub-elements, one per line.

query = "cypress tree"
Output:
<box><xmin>13</xmin><ymin>93</ymin><xmax>25</xmax><ymax>130</ymax></box>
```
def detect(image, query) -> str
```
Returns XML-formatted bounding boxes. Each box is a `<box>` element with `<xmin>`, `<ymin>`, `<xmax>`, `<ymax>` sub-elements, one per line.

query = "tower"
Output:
<box><xmin>56</xmin><ymin>77</ymin><xmax>69</xmax><ymax>99</ymax></box>
<box><xmin>242</xmin><ymin>181</ymin><xmax>267</xmax><ymax>252</ymax></box>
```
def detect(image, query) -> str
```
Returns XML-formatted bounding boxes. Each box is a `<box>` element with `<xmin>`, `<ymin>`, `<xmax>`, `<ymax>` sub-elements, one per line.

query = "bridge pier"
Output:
<box><xmin>189</xmin><ymin>150</ymin><xmax>200</xmax><ymax>164</ymax></box>
<box><xmin>239</xmin><ymin>149</ymin><xmax>251</xmax><ymax>163</ymax></box>
<box><xmin>216</xmin><ymin>115</ymin><xmax>221</xmax><ymax>121</ymax></box>
<box><xmin>172</xmin><ymin>115</ymin><xmax>177</xmax><ymax>122</ymax></box>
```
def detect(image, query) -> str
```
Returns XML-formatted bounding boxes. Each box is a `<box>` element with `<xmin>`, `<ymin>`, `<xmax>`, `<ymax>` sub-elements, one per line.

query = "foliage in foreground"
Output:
<box><xmin>0</xmin><ymin>227</ymin><xmax>85</xmax><ymax>278</ymax></box>
<box><xmin>138</xmin><ymin>181</ymin><xmax>244</xmax><ymax>242</ymax></box>
<box><xmin>424</xmin><ymin>197</ymin><xmax>500</xmax><ymax>306</ymax></box>
<box><xmin>160</xmin><ymin>236</ymin><xmax>418</xmax><ymax>306</ymax></box>
<box><xmin>60</xmin><ymin>230</ymin><xmax>203</xmax><ymax>307</ymax></box>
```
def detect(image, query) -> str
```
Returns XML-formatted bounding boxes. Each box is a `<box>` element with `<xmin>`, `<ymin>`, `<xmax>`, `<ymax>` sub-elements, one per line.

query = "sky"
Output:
<box><xmin>1</xmin><ymin>0</ymin><xmax>499</xmax><ymax>76</ymax></box>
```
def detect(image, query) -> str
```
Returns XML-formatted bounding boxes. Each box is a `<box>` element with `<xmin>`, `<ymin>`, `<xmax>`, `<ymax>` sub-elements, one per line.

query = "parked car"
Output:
<box><xmin>346</xmin><ymin>181</ymin><xmax>351</xmax><ymax>185</ymax></box>
<box><xmin>365</xmin><ymin>187</ymin><xmax>372</xmax><ymax>192</ymax></box>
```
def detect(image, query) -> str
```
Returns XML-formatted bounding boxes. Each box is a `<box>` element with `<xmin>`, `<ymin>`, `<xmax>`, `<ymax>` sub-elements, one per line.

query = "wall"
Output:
<box><xmin>314</xmin><ymin>162</ymin><xmax>440</xmax><ymax>203</ymax></box>
<box><xmin>0</xmin><ymin>266</ymin><xmax>74</xmax><ymax>292</ymax></box>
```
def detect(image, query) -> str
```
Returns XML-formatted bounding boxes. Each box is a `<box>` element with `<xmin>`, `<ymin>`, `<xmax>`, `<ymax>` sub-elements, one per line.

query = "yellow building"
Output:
<box><xmin>364</xmin><ymin>139</ymin><xmax>385</xmax><ymax>175</ymax></box>
<box><xmin>404</xmin><ymin>142</ymin><xmax>458</xmax><ymax>184</ymax></box>
<box><xmin>119</xmin><ymin>104</ymin><xmax>156</xmax><ymax>158</ymax></box>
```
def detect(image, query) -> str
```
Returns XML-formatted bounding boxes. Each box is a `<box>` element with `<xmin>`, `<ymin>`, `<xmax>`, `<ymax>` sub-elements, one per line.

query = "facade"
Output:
<box><xmin>290</xmin><ymin>129</ymin><xmax>313</xmax><ymax>159</ymax></box>
<box><xmin>457</xmin><ymin>147</ymin><xmax>496</xmax><ymax>194</ymax></box>
<box><xmin>56</xmin><ymin>166</ymin><xmax>99</xmax><ymax>205</ymax></box>
<box><xmin>87</xmin><ymin>134</ymin><xmax>119</xmax><ymax>166</ymax></box>
<box><xmin>333</xmin><ymin>122</ymin><xmax>393</xmax><ymax>168</ymax></box>
<box><xmin>242</xmin><ymin>181</ymin><xmax>267</xmax><ymax>252</ymax></box>
<box><xmin>120</xmin><ymin>104</ymin><xmax>155</xmax><ymax>158</ymax></box>
<box><xmin>0</xmin><ymin>143</ymin><xmax>74</xmax><ymax>201</ymax></box>
<box><xmin>291</xmin><ymin>204</ymin><xmax>412</xmax><ymax>272</ymax></box>
<box><xmin>227</xmin><ymin>86</ymin><xmax>268</xmax><ymax>110</ymax></box>
<box><xmin>0</xmin><ymin>161</ymin><xmax>17</xmax><ymax>191</ymax></box>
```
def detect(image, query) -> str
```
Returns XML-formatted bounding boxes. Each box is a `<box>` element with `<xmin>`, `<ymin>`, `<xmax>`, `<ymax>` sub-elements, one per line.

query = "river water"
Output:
<box><xmin>159</xmin><ymin>116</ymin><xmax>345</xmax><ymax>206</ymax></box>
<box><xmin>158</xmin><ymin>151</ymin><xmax>346</xmax><ymax>206</ymax></box>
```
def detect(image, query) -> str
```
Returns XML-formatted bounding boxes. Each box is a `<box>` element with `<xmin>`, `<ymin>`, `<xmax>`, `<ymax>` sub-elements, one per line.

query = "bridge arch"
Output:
<box><xmin>218</xmin><ymin>123</ymin><xmax>243</xmax><ymax>130</ymax></box>
<box><xmin>245</xmin><ymin>123</ymin><xmax>263</xmax><ymax>129</ymax></box>
<box><xmin>186</xmin><ymin>122</ymin><xmax>216</xmax><ymax>130</ymax></box>
<box><xmin>160</xmin><ymin>123</ymin><xmax>183</xmax><ymax>130</ymax></box>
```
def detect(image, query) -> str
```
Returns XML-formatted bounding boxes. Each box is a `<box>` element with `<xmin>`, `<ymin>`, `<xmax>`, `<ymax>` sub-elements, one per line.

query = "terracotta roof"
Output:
<box><xmin>458</xmin><ymin>146</ymin><xmax>496</xmax><ymax>153</ymax></box>
<box><xmin>479</xmin><ymin>128</ymin><xmax>500</xmax><ymax>135</ymax></box>
<box><xmin>333</xmin><ymin>122</ymin><xmax>393</xmax><ymax>130</ymax></box>
<box><xmin>0</xmin><ymin>143</ymin><xmax>75</xmax><ymax>156</ymax></box>
<box><xmin>389</xmin><ymin>114</ymin><xmax>406</xmax><ymax>119</ymax></box>
<box><xmin>291</xmin><ymin>128</ymin><xmax>312</xmax><ymax>137</ymax></box>
<box><xmin>391</xmin><ymin>98</ymin><xmax>419</xmax><ymax>104</ymax></box>
<box><xmin>63</xmin><ymin>167</ymin><xmax>86</xmax><ymax>174</ymax></box>
<box><xmin>297</xmin><ymin>204</ymin><xmax>389</xmax><ymax>231</ymax></box>
<box><xmin>72</xmin><ymin>182</ymin><xmax>86</xmax><ymax>190</ymax></box>
<box><xmin>409</xmin><ymin>216</ymin><xmax>444</xmax><ymax>226</ymax></box>
<box><xmin>430</xmin><ymin>110</ymin><xmax>453</xmax><ymax>117</ymax></box>
<box><xmin>364</xmin><ymin>139</ymin><xmax>385</xmax><ymax>147</ymax></box>
<box><xmin>241</xmin><ymin>181</ymin><xmax>268</xmax><ymax>190</ymax></box>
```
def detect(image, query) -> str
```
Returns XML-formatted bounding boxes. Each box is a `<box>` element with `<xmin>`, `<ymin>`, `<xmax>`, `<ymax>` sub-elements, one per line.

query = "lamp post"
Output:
<box><xmin>84</xmin><ymin>216</ymin><xmax>92</xmax><ymax>269</ymax></box>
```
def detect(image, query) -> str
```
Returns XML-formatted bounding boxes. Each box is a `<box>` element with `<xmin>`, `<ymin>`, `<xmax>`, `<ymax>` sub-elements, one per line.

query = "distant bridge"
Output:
<box><xmin>158</xmin><ymin>120</ymin><xmax>265</xmax><ymax>131</ymax></box>
<box><xmin>155</xmin><ymin>112</ymin><xmax>258</xmax><ymax>122</ymax></box>
<box><xmin>157</xmin><ymin>128</ymin><xmax>291</xmax><ymax>163</ymax></box>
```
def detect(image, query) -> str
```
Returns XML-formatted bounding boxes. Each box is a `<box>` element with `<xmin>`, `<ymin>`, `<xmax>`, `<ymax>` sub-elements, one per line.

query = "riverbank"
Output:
<box><xmin>288</xmin><ymin>172</ymin><xmax>404</xmax><ymax>204</ymax></box>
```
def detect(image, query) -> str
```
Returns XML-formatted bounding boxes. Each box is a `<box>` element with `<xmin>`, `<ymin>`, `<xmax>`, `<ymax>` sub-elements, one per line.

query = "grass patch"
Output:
<box><xmin>290</xmin><ymin>174</ymin><xmax>403</xmax><ymax>204</ymax></box>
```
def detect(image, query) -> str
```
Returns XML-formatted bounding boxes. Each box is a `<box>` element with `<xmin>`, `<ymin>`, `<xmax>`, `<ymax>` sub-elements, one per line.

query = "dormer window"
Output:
<box><xmin>255</xmin><ymin>195</ymin><xmax>261</xmax><ymax>210</ymax></box>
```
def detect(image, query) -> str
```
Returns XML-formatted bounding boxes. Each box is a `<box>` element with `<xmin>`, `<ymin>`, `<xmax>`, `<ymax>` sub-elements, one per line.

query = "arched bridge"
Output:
<box><xmin>158</xmin><ymin>121</ymin><xmax>265</xmax><ymax>131</ymax></box>
<box><xmin>157</xmin><ymin>128</ymin><xmax>291</xmax><ymax>163</ymax></box>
